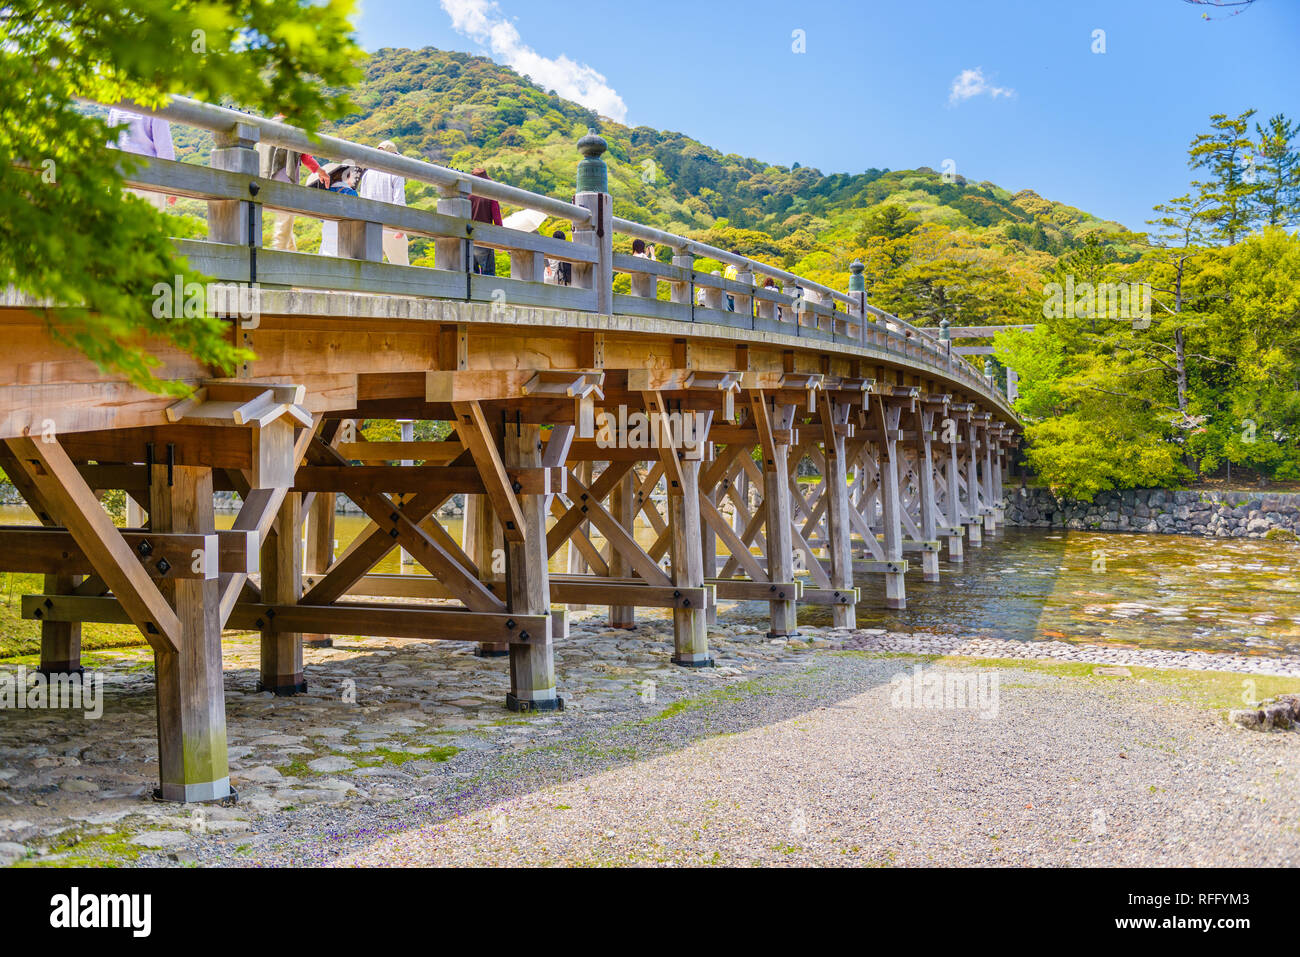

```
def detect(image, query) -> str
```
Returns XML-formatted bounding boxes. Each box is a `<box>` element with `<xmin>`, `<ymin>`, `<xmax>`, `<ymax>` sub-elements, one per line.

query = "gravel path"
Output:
<box><xmin>330</xmin><ymin>653</ymin><xmax>1299</xmax><ymax>867</ymax></box>
<box><xmin>4</xmin><ymin>615</ymin><xmax>1298</xmax><ymax>868</ymax></box>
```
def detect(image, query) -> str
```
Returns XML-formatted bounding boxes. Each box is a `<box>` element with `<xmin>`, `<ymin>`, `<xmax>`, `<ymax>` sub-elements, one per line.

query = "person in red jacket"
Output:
<box><xmin>470</xmin><ymin>167</ymin><xmax>502</xmax><ymax>276</ymax></box>
<box><xmin>257</xmin><ymin>113</ymin><xmax>325</xmax><ymax>250</ymax></box>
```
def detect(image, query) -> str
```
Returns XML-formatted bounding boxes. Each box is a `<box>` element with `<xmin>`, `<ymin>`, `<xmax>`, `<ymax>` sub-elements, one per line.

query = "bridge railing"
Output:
<box><xmin>91</xmin><ymin>95</ymin><xmax>1004</xmax><ymax>405</ymax></box>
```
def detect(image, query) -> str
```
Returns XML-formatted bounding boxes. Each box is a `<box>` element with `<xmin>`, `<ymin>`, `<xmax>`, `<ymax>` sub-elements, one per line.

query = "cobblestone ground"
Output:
<box><xmin>1</xmin><ymin>604</ymin><xmax>1297</xmax><ymax>867</ymax></box>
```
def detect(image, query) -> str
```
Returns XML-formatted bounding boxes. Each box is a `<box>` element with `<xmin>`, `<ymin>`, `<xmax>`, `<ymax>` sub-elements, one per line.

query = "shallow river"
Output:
<box><xmin>824</xmin><ymin>527</ymin><xmax>1299</xmax><ymax>658</ymax></box>
<box><xmin>2</xmin><ymin>506</ymin><xmax>1294</xmax><ymax>657</ymax></box>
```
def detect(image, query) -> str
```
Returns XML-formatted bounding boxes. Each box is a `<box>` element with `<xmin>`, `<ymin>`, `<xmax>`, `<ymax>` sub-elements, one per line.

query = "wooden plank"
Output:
<box><xmin>293</xmin><ymin>464</ymin><xmax>559</xmax><ymax>496</ymax></box>
<box><xmin>799</xmin><ymin>586</ymin><xmax>861</xmax><ymax>606</ymax></box>
<box><xmin>548</xmin><ymin>579</ymin><xmax>708</xmax><ymax>610</ymax></box>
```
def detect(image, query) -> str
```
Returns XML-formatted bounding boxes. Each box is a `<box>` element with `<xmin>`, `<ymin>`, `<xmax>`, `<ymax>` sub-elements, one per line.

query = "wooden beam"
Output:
<box><xmin>0</xmin><ymin>525</ymin><xmax>255</xmax><ymax>579</ymax></box>
<box><xmin>708</xmin><ymin>578</ymin><xmax>802</xmax><ymax>602</ymax></box>
<box><xmin>450</xmin><ymin>401</ymin><xmax>528</xmax><ymax>544</ymax></box>
<box><xmin>639</xmin><ymin>391</ymin><xmax>687</xmax><ymax>495</ymax></box>
<box><xmin>4</xmin><ymin>436</ymin><xmax>181</xmax><ymax>653</ymax></box>
<box><xmin>561</xmin><ymin>466</ymin><xmax>672</xmax><ymax>586</ymax></box>
<box><xmin>305</xmin><ymin>441</ymin><xmax>505</xmax><ymax>612</ymax></box>
<box><xmin>23</xmin><ymin>595</ymin><xmax>550</xmax><ymax>645</ymax></box>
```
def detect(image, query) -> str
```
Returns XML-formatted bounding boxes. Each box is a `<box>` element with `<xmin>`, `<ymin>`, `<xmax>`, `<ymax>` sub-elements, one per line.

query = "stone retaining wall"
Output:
<box><xmin>1003</xmin><ymin>486</ymin><xmax>1300</xmax><ymax>540</ymax></box>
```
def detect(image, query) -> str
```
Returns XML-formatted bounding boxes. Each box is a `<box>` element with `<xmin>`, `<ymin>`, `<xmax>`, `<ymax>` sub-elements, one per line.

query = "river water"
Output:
<box><xmin>827</xmin><ymin>527</ymin><xmax>1299</xmax><ymax>658</ymax></box>
<box><xmin>2</xmin><ymin>506</ymin><xmax>1294</xmax><ymax>657</ymax></box>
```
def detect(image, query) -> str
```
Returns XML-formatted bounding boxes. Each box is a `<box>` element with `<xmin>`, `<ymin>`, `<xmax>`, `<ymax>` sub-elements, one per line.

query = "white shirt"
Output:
<box><xmin>359</xmin><ymin>168</ymin><xmax>406</xmax><ymax>207</ymax></box>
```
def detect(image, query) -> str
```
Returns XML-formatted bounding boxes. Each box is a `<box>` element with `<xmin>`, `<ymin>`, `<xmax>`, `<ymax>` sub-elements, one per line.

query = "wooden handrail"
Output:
<box><xmin>85</xmin><ymin>94</ymin><xmax>1014</xmax><ymax>416</ymax></box>
<box><xmin>93</xmin><ymin>95</ymin><xmax>594</xmax><ymax>225</ymax></box>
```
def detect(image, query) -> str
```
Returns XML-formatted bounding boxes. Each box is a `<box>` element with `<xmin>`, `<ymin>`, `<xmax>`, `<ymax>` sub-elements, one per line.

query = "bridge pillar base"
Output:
<box><xmin>669</xmin><ymin>457</ymin><xmax>710</xmax><ymax>667</ymax></box>
<box><xmin>921</xmin><ymin>550</ymin><xmax>940</xmax><ymax>582</ymax></box>
<box><xmin>884</xmin><ymin>572</ymin><xmax>907</xmax><ymax>611</ymax></box>
<box><xmin>152</xmin><ymin>465</ymin><xmax>232</xmax><ymax>805</ymax></box>
<box><xmin>503</xmin><ymin>423</ymin><xmax>561</xmax><ymax>716</ymax></box>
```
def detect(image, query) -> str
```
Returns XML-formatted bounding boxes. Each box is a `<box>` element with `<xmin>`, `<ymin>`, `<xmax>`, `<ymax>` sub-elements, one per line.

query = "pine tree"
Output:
<box><xmin>1189</xmin><ymin>110</ymin><xmax>1259</xmax><ymax>244</ymax></box>
<box><xmin>1253</xmin><ymin>114</ymin><xmax>1299</xmax><ymax>228</ymax></box>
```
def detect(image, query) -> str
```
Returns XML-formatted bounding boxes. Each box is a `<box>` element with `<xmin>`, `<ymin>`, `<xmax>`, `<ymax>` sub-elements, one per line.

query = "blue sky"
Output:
<box><xmin>356</xmin><ymin>0</ymin><xmax>1299</xmax><ymax>230</ymax></box>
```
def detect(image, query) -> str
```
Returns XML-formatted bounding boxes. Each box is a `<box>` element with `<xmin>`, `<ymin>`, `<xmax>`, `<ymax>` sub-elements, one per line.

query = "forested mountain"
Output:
<box><xmin>320</xmin><ymin>47</ymin><xmax>1131</xmax><ymax>306</ymax></box>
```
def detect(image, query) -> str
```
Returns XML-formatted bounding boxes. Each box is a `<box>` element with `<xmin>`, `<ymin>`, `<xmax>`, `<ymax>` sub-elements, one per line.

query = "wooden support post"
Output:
<box><xmin>964</xmin><ymin>419</ymin><xmax>983</xmax><ymax>548</ymax></box>
<box><xmin>913</xmin><ymin>406</ymin><xmax>941</xmax><ymax>583</ymax></box>
<box><xmin>820</xmin><ymin>394</ymin><xmax>857</xmax><ymax>627</ymax></box>
<box><xmin>573</xmin><ymin>131</ymin><xmax>613</xmax><ymax>314</ymax></box>
<box><xmin>566</xmin><ymin>461</ymin><xmax>593</xmax><ymax>609</ymax></box>
<box><xmin>0</xmin><ymin>442</ymin><xmax>85</xmax><ymax>675</ymax></box>
<box><xmin>993</xmin><ymin>442</ymin><xmax>1007</xmax><ymax>527</ymax></box>
<box><xmin>982</xmin><ymin>424</ymin><xmax>998</xmax><ymax>537</ymax></box>
<box><xmin>259</xmin><ymin>492</ymin><xmax>305</xmax><ymax>694</ymax></box>
<box><xmin>752</xmin><ymin>394</ymin><xmax>798</xmax><ymax>637</ymax></box>
<box><xmin>607</xmin><ymin>468</ymin><xmax>637</xmax><ymax>629</ymax></box>
<box><xmin>398</xmin><ymin>418</ymin><xmax>416</xmax><ymax>568</ymax></box>
<box><xmin>39</xmin><ymin>575</ymin><xmax>83</xmax><ymax>675</ymax></box>
<box><xmin>208</xmin><ymin>122</ymin><xmax>261</xmax><ymax>244</ymax></box>
<box><xmin>435</xmin><ymin>181</ymin><xmax>471</xmax><ymax>272</ymax></box>
<box><xmin>150</xmin><ymin>465</ymin><xmax>231</xmax><ymax>802</ymax></box>
<box><xmin>339</xmin><ymin>220</ymin><xmax>383</xmax><ymax>262</ymax></box>
<box><xmin>871</xmin><ymin>400</ymin><xmax>907</xmax><ymax>610</ymax></box>
<box><xmin>465</xmin><ymin>493</ymin><xmax>508</xmax><ymax>657</ymax></box>
<box><xmin>943</xmin><ymin>417</ymin><xmax>964</xmax><ymax>563</ymax></box>
<box><xmin>702</xmin><ymin>480</ymin><xmax>719</xmax><ymax>626</ymax></box>
<box><xmin>669</xmin><ymin>455</ymin><xmax>711</xmax><ymax>666</ymax></box>
<box><xmin>302</xmin><ymin>490</ymin><xmax>335</xmax><ymax>647</ymax></box>
<box><xmin>671</xmin><ymin>251</ymin><xmax>694</xmax><ymax>306</ymax></box>
<box><xmin>503</xmin><ymin>423</ymin><xmax>561</xmax><ymax>711</ymax></box>
<box><xmin>733</xmin><ymin>264</ymin><xmax>754</xmax><ymax>321</ymax></box>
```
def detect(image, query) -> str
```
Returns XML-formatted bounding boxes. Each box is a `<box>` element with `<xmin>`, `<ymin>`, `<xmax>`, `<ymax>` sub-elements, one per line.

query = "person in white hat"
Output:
<box><xmin>358</xmin><ymin>140</ymin><xmax>409</xmax><ymax>265</ymax></box>
<box><xmin>317</xmin><ymin>161</ymin><xmax>363</xmax><ymax>257</ymax></box>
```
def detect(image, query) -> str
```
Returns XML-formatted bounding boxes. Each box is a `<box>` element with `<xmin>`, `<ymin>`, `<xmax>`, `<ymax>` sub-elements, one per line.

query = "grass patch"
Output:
<box><xmin>357</xmin><ymin>745</ymin><xmax>461</xmax><ymax>767</ymax></box>
<box><xmin>932</xmin><ymin>654</ymin><xmax>1300</xmax><ymax>713</ymax></box>
<box><xmin>15</xmin><ymin>828</ymin><xmax>148</xmax><ymax>868</ymax></box>
<box><xmin>277</xmin><ymin>758</ymin><xmax>313</xmax><ymax>779</ymax></box>
<box><xmin>643</xmin><ymin>676</ymin><xmax>784</xmax><ymax>725</ymax></box>
<box><xmin>0</xmin><ymin>572</ymin><xmax>147</xmax><ymax>659</ymax></box>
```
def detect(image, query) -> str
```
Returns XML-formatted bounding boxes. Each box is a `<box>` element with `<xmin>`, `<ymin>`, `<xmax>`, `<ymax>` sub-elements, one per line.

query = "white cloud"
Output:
<box><xmin>440</xmin><ymin>0</ymin><xmax>629</xmax><ymax>123</ymax></box>
<box><xmin>948</xmin><ymin>67</ymin><xmax>1014</xmax><ymax>106</ymax></box>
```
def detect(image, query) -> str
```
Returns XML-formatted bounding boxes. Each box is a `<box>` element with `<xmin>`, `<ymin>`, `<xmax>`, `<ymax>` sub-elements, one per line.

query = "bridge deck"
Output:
<box><xmin>1</xmin><ymin>96</ymin><xmax>1019</xmax><ymax>802</ymax></box>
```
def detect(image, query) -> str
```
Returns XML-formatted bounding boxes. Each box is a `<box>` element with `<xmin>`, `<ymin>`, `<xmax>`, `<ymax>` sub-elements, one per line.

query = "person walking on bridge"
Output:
<box><xmin>317</xmin><ymin>162</ymin><xmax>363</xmax><ymax>257</ymax></box>
<box><xmin>469</xmin><ymin>167</ymin><xmax>502</xmax><ymax>276</ymax></box>
<box><xmin>358</xmin><ymin>140</ymin><xmax>409</xmax><ymax>265</ymax></box>
<box><xmin>106</xmin><ymin>107</ymin><xmax>176</xmax><ymax>210</ymax></box>
<box><xmin>257</xmin><ymin>114</ymin><xmax>325</xmax><ymax>251</ymax></box>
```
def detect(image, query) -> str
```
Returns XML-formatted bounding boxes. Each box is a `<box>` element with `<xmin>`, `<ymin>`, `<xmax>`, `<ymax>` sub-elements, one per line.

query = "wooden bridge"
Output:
<box><xmin>0</xmin><ymin>97</ymin><xmax>1018</xmax><ymax>802</ymax></box>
